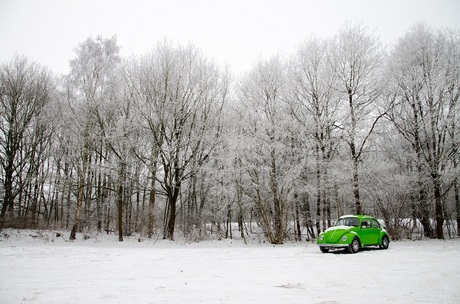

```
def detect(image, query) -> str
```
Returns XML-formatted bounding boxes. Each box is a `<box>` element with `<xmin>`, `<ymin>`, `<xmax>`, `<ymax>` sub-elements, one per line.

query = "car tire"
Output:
<box><xmin>380</xmin><ymin>236</ymin><xmax>390</xmax><ymax>250</ymax></box>
<box><xmin>348</xmin><ymin>238</ymin><xmax>360</xmax><ymax>254</ymax></box>
<box><xmin>319</xmin><ymin>246</ymin><xmax>329</xmax><ymax>253</ymax></box>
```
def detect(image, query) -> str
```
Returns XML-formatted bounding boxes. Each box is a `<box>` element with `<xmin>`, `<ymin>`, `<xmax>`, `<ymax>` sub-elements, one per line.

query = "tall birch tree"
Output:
<box><xmin>328</xmin><ymin>22</ymin><xmax>384</xmax><ymax>215</ymax></box>
<box><xmin>65</xmin><ymin>35</ymin><xmax>121</xmax><ymax>240</ymax></box>
<box><xmin>288</xmin><ymin>38</ymin><xmax>341</xmax><ymax>232</ymax></box>
<box><xmin>238</xmin><ymin>57</ymin><xmax>298</xmax><ymax>244</ymax></box>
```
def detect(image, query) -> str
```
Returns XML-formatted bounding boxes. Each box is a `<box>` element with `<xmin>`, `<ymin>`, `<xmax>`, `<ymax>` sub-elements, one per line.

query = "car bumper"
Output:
<box><xmin>317</xmin><ymin>243</ymin><xmax>349</xmax><ymax>248</ymax></box>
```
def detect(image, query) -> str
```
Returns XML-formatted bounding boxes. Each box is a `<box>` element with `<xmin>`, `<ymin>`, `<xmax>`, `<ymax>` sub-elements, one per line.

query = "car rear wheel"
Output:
<box><xmin>380</xmin><ymin>236</ymin><xmax>390</xmax><ymax>250</ymax></box>
<box><xmin>319</xmin><ymin>246</ymin><xmax>329</xmax><ymax>253</ymax></box>
<box><xmin>348</xmin><ymin>238</ymin><xmax>360</xmax><ymax>254</ymax></box>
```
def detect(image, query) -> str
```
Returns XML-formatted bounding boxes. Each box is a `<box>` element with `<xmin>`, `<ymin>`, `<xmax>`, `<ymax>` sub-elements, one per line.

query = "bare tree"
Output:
<box><xmin>128</xmin><ymin>47</ymin><xmax>170</xmax><ymax>239</ymax></box>
<box><xmin>121</xmin><ymin>58</ymin><xmax>159</xmax><ymax>238</ymax></box>
<box><xmin>386</xmin><ymin>24</ymin><xmax>460</xmax><ymax>239</ymax></box>
<box><xmin>65</xmin><ymin>35</ymin><xmax>122</xmax><ymax>240</ymax></box>
<box><xmin>328</xmin><ymin>22</ymin><xmax>384</xmax><ymax>215</ymax></box>
<box><xmin>288</xmin><ymin>37</ymin><xmax>341</xmax><ymax>233</ymax></box>
<box><xmin>237</xmin><ymin>57</ymin><xmax>298</xmax><ymax>244</ymax></box>
<box><xmin>0</xmin><ymin>57</ymin><xmax>53</xmax><ymax>230</ymax></box>
<box><xmin>134</xmin><ymin>43</ymin><xmax>228</xmax><ymax>240</ymax></box>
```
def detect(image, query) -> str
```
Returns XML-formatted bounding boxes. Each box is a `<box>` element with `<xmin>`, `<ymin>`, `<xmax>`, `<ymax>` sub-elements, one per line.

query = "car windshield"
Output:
<box><xmin>336</xmin><ymin>217</ymin><xmax>359</xmax><ymax>227</ymax></box>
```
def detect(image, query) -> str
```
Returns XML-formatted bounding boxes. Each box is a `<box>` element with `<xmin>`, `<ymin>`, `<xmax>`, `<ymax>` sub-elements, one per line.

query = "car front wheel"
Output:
<box><xmin>348</xmin><ymin>238</ymin><xmax>360</xmax><ymax>254</ymax></box>
<box><xmin>319</xmin><ymin>246</ymin><xmax>329</xmax><ymax>253</ymax></box>
<box><xmin>380</xmin><ymin>236</ymin><xmax>390</xmax><ymax>250</ymax></box>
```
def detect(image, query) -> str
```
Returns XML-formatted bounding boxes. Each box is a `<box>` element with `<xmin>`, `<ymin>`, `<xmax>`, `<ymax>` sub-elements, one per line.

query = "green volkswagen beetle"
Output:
<box><xmin>317</xmin><ymin>215</ymin><xmax>390</xmax><ymax>253</ymax></box>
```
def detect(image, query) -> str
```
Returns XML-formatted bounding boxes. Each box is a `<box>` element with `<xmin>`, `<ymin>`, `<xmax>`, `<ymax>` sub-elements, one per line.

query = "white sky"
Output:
<box><xmin>1</xmin><ymin>0</ymin><xmax>459</xmax><ymax>76</ymax></box>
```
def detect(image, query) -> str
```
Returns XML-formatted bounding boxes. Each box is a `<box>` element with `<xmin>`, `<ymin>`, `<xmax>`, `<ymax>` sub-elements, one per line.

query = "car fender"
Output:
<box><xmin>345</xmin><ymin>231</ymin><xmax>361</xmax><ymax>245</ymax></box>
<box><xmin>379</xmin><ymin>230</ymin><xmax>390</xmax><ymax>243</ymax></box>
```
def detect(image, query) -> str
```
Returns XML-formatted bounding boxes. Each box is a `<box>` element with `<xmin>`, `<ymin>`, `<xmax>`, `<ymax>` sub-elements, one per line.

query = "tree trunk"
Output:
<box><xmin>352</xmin><ymin>156</ymin><xmax>362</xmax><ymax>214</ymax></box>
<box><xmin>167</xmin><ymin>196</ymin><xmax>176</xmax><ymax>241</ymax></box>
<box><xmin>0</xmin><ymin>157</ymin><xmax>15</xmax><ymax>231</ymax></box>
<box><xmin>236</xmin><ymin>184</ymin><xmax>247</xmax><ymax>244</ymax></box>
<box><xmin>455</xmin><ymin>178</ymin><xmax>460</xmax><ymax>237</ymax></box>
<box><xmin>348</xmin><ymin>91</ymin><xmax>362</xmax><ymax>215</ymax></box>
<box><xmin>70</xmin><ymin>173</ymin><xmax>85</xmax><ymax>240</ymax></box>
<box><xmin>322</xmin><ymin>148</ymin><xmax>331</xmax><ymax>227</ymax></box>
<box><xmin>147</xmin><ymin>177</ymin><xmax>156</xmax><ymax>238</ymax></box>
<box><xmin>414</xmin><ymin>177</ymin><xmax>435</xmax><ymax>239</ymax></box>
<box><xmin>270</xmin><ymin>146</ymin><xmax>284</xmax><ymax>244</ymax></box>
<box><xmin>433</xmin><ymin>175</ymin><xmax>444</xmax><ymax>239</ymax></box>
<box><xmin>96</xmin><ymin>171</ymin><xmax>103</xmax><ymax>233</ymax></box>
<box><xmin>295</xmin><ymin>196</ymin><xmax>302</xmax><ymax>241</ymax></box>
<box><xmin>238</xmin><ymin>210</ymin><xmax>246</xmax><ymax>243</ymax></box>
<box><xmin>315</xmin><ymin>144</ymin><xmax>321</xmax><ymax>234</ymax></box>
<box><xmin>165</xmin><ymin>181</ymin><xmax>180</xmax><ymax>240</ymax></box>
<box><xmin>453</xmin><ymin>144</ymin><xmax>460</xmax><ymax>237</ymax></box>
<box><xmin>225</xmin><ymin>204</ymin><xmax>232</xmax><ymax>239</ymax></box>
<box><xmin>117</xmin><ymin>162</ymin><xmax>125</xmax><ymax>242</ymax></box>
<box><xmin>69</xmin><ymin>141</ymin><xmax>89</xmax><ymax>240</ymax></box>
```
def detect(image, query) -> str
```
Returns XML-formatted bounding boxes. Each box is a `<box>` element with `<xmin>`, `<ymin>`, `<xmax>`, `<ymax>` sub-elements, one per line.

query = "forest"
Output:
<box><xmin>0</xmin><ymin>22</ymin><xmax>459</xmax><ymax>243</ymax></box>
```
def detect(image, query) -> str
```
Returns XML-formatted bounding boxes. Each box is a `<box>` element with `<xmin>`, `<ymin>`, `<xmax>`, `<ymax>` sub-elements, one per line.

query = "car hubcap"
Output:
<box><xmin>352</xmin><ymin>240</ymin><xmax>359</xmax><ymax>252</ymax></box>
<box><xmin>383</xmin><ymin>238</ymin><xmax>388</xmax><ymax>248</ymax></box>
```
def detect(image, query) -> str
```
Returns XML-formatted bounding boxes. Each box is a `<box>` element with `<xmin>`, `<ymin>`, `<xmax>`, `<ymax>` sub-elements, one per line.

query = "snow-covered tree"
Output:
<box><xmin>237</xmin><ymin>57</ymin><xmax>301</xmax><ymax>244</ymax></box>
<box><xmin>386</xmin><ymin>24</ymin><xmax>460</xmax><ymax>239</ymax></box>
<box><xmin>0</xmin><ymin>56</ymin><xmax>54</xmax><ymax>230</ymax></box>
<box><xmin>328</xmin><ymin>22</ymin><xmax>385</xmax><ymax>215</ymax></box>
<box><xmin>64</xmin><ymin>35</ymin><xmax>123</xmax><ymax>240</ymax></box>
<box><xmin>288</xmin><ymin>37</ymin><xmax>342</xmax><ymax>232</ymax></box>
<box><xmin>134</xmin><ymin>42</ymin><xmax>229</xmax><ymax>240</ymax></box>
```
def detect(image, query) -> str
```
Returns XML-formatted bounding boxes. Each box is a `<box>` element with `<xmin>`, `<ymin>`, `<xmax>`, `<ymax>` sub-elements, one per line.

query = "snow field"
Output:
<box><xmin>0</xmin><ymin>230</ymin><xmax>459</xmax><ymax>303</ymax></box>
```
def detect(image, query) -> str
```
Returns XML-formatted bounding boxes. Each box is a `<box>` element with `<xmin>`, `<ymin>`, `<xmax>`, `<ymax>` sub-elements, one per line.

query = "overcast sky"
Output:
<box><xmin>1</xmin><ymin>0</ymin><xmax>459</xmax><ymax>75</ymax></box>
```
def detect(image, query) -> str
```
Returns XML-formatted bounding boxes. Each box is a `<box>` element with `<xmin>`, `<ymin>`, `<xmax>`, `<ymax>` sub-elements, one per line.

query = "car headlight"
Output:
<box><xmin>319</xmin><ymin>235</ymin><xmax>324</xmax><ymax>241</ymax></box>
<box><xmin>341</xmin><ymin>236</ymin><xmax>348</xmax><ymax>242</ymax></box>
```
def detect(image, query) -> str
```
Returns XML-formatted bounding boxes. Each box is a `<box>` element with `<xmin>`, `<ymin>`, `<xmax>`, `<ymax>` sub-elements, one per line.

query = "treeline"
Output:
<box><xmin>1</xmin><ymin>23</ymin><xmax>459</xmax><ymax>243</ymax></box>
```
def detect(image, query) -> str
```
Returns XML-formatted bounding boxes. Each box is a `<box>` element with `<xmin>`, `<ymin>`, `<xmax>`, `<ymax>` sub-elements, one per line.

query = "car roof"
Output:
<box><xmin>339</xmin><ymin>215</ymin><xmax>374</xmax><ymax>220</ymax></box>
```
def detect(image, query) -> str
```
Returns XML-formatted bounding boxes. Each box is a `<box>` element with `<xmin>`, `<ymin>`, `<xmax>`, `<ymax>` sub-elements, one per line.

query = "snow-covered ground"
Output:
<box><xmin>0</xmin><ymin>230</ymin><xmax>459</xmax><ymax>304</ymax></box>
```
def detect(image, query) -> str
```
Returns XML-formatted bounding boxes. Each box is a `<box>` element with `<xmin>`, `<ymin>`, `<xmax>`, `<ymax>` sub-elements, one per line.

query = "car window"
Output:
<box><xmin>371</xmin><ymin>219</ymin><xmax>380</xmax><ymax>228</ymax></box>
<box><xmin>349</xmin><ymin>218</ymin><xmax>359</xmax><ymax>227</ymax></box>
<box><xmin>336</xmin><ymin>217</ymin><xmax>359</xmax><ymax>227</ymax></box>
<box><xmin>361</xmin><ymin>220</ymin><xmax>371</xmax><ymax>228</ymax></box>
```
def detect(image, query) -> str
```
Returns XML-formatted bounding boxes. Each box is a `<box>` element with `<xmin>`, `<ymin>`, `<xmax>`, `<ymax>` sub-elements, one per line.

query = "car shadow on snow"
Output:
<box><xmin>326</xmin><ymin>246</ymin><xmax>386</xmax><ymax>254</ymax></box>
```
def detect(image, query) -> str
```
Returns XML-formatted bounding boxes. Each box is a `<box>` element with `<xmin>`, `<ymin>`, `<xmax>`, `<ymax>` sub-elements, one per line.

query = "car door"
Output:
<box><xmin>360</xmin><ymin>219</ymin><xmax>380</xmax><ymax>245</ymax></box>
<box><xmin>369</xmin><ymin>219</ymin><xmax>381</xmax><ymax>244</ymax></box>
<box><xmin>359</xmin><ymin>219</ymin><xmax>373</xmax><ymax>245</ymax></box>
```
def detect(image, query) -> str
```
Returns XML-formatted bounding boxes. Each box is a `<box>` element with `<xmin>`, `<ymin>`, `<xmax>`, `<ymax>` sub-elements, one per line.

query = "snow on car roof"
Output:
<box><xmin>339</xmin><ymin>214</ymin><xmax>374</xmax><ymax>219</ymax></box>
